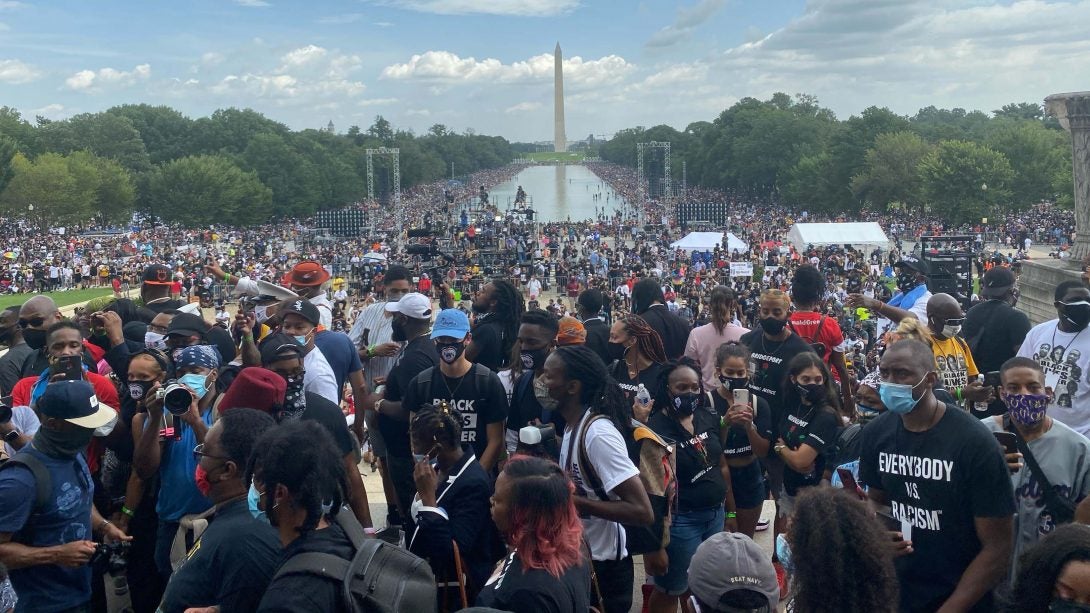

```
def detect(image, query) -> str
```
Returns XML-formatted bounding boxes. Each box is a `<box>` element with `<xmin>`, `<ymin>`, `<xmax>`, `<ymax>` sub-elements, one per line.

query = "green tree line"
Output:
<box><xmin>0</xmin><ymin>105</ymin><xmax>513</xmax><ymax>226</ymax></box>
<box><xmin>599</xmin><ymin>94</ymin><xmax>1073</xmax><ymax>224</ymax></box>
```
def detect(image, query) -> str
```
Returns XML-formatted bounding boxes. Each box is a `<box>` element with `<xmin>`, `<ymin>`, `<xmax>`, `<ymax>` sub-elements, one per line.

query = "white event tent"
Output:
<box><xmin>670</xmin><ymin>231</ymin><xmax>749</xmax><ymax>253</ymax></box>
<box><xmin>786</xmin><ymin>222</ymin><xmax>889</xmax><ymax>252</ymax></box>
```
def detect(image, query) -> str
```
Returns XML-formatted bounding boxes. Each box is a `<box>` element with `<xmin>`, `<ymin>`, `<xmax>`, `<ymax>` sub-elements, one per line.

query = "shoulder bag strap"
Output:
<box><xmin>1006</xmin><ymin>418</ymin><xmax>1068</xmax><ymax>507</ymax></box>
<box><xmin>274</xmin><ymin>551</ymin><xmax>351</xmax><ymax>582</ymax></box>
<box><xmin>574</xmin><ymin>414</ymin><xmax>610</xmax><ymax>501</ymax></box>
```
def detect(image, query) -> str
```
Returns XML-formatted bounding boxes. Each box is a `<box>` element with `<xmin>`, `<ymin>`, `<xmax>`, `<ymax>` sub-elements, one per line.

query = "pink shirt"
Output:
<box><xmin>684</xmin><ymin>321</ymin><xmax>750</xmax><ymax>389</ymax></box>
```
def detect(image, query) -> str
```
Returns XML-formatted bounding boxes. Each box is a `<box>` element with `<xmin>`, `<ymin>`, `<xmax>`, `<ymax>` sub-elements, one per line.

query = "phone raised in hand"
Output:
<box><xmin>51</xmin><ymin>355</ymin><xmax>84</xmax><ymax>381</ymax></box>
<box><xmin>836</xmin><ymin>467</ymin><xmax>859</xmax><ymax>491</ymax></box>
<box><xmin>983</xmin><ymin>371</ymin><xmax>1002</xmax><ymax>389</ymax></box>
<box><xmin>994</xmin><ymin>431</ymin><xmax>1019</xmax><ymax>454</ymax></box>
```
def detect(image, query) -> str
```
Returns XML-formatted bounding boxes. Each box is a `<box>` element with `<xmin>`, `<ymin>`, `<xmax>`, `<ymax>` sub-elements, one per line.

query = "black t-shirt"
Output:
<box><xmin>962</xmin><ymin>300</ymin><xmax>1031</xmax><ymax>373</ymax></box>
<box><xmin>382</xmin><ymin>335</ymin><xmax>439</xmax><ymax>457</ymax></box>
<box><xmin>610</xmin><ymin>360</ymin><xmax>665</xmax><ymax>407</ymax></box>
<box><xmin>739</xmin><ymin>330</ymin><xmax>815</xmax><ymax>421</ymax></box>
<box><xmin>777</xmin><ymin>402</ymin><xmax>839</xmax><ymax>495</ymax></box>
<box><xmin>159</xmin><ymin>499</ymin><xmax>281</xmax><ymax>613</ymax></box>
<box><xmin>402</xmin><ymin>364</ymin><xmax>508</xmax><ymax>460</ymax></box>
<box><xmin>649</xmin><ymin>408</ymin><xmax>726</xmax><ymax>512</ymax></box>
<box><xmin>710</xmin><ymin>390</ymin><xmax>772</xmax><ymax>459</ymax></box>
<box><xmin>302</xmin><ymin>392</ymin><xmax>355</xmax><ymax>456</ymax></box>
<box><xmin>470</xmin><ymin>317</ymin><xmax>507</xmax><ymax>372</ymax></box>
<box><xmin>475</xmin><ymin>551</ymin><xmax>591</xmax><ymax>613</ymax></box>
<box><xmin>256</xmin><ymin>522</ymin><xmax>354</xmax><ymax>613</ymax></box>
<box><xmin>639</xmin><ymin>304</ymin><xmax>691</xmax><ymax>360</ymax></box>
<box><xmin>859</xmin><ymin>406</ymin><xmax>1015</xmax><ymax>613</ymax></box>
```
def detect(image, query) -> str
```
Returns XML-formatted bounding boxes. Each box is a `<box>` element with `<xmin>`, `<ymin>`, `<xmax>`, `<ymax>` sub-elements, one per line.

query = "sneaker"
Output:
<box><xmin>773</xmin><ymin>561</ymin><xmax>788</xmax><ymax>600</ymax></box>
<box><xmin>756</xmin><ymin>517</ymin><xmax>770</xmax><ymax>532</ymax></box>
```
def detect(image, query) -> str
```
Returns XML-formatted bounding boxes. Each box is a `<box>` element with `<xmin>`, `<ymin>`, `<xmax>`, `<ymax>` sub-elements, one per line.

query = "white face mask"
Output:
<box><xmin>255</xmin><ymin>305</ymin><xmax>270</xmax><ymax>324</ymax></box>
<box><xmin>145</xmin><ymin>331</ymin><xmax>167</xmax><ymax>351</ymax></box>
<box><xmin>942</xmin><ymin>324</ymin><xmax>962</xmax><ymax>338</ymax></box>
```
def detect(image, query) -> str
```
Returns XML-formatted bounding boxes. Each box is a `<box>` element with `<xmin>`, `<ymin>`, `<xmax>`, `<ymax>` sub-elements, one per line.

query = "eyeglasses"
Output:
<box><xmin>193</xmin><ymin>443</ymin><xmax>230</xmax><ymax>463</ymax></box>
<box><xmin>18</xmin><ymin>316</ymin><xmax>46</xmax><ymax>329</ymax></box>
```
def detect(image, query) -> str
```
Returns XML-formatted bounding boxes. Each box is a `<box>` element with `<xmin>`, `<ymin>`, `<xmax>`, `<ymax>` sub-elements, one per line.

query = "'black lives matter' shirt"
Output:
<box><xmin>859</xmin><ymin>406</ymin><xmax>1015</xmax><ymax>613</ymax></box>
<box><xmin>649</xmin><ymin>408</ymin><xmax>726</xmax><ymax>512</ymax></box>
<box><xmin>777</xmin><ymin>402</ymin><xmax>839</xmax><ymax>496</ymax></box>
<box><xmin>739</xmin><ymin>330</ymin><xmax>815</xmax><ymax>421</ymax></box>
<box><xmin>403</xmin><ymin>363</ymin><xmax>509</xmax><ymax>460</ymax></box>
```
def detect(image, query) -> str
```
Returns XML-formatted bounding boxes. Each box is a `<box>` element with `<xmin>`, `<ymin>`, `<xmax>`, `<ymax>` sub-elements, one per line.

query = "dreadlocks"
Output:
<box><xmin>621</xmin><ymin>314</ymin><xmax>667</xmax><ymax>364</ymax></box>
<box><xmin>553</xmin><ymin>345</ymin><xmax>632</xmax><ymax>435</ymax></box>
<box><xmin>490</xmin><ymin>278</ymin><xmax>524</xmax><ymax>362</ymax></box>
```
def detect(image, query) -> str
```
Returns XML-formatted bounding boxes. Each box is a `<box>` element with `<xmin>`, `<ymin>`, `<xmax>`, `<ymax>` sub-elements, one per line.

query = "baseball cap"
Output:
<box><xmin>218</xmin><ymin>367</ymin><xmax>286</xmax><ymax>414</ymax></box>
<box><xmin>281</xmin><ymin>260</ymin><xmax>330</xmax><ymax>287</ymax></box>
<box><xmin>38</xmin><ymin>380</ymin><xmax>117</xmax><ymax>429</ymax></box>
<box><xmin>385</xmin><ymin>293</ymin><xmax>433</xmax><ymax>321</ymax></box>
<box><xmin>281</xmin><ymin>299</ymin><xmax>321</xmax><ymax>326</ymax></box>
<box><xmin>688</xmin><ymin>532</ymin><xmax>778</xmax><ymax>612</ymax></box>
<box><xmin>895</xmin><ymin>255</ymin><xmax>930</xmax><ymax>277</ymax></box>
<box><xmin>259</xmin><ymin>332</ymin><xmax>304</xmax><ymax>365</ymax></box>
<box><xmin>141</xmin><ymin>264</ymin><xmax>174</xmax><ymax>286</ymax></box>
<box><xmin>167</xmin><ymin>313</ymin><xmax>210</xmax><ymax>338</ymax></box>
<box><xmin>431</xmin><ymin>309</ymin><xmax>470</xmax><ymax>339</ymax></box>
<box><xmin>980</xmin><ymin>266</ymin><xmax>1016</xmax><ymax>298</ymax></box>
<box><xmin>556</xmin><ymin>316</ymin><xmax>586</xmax><ymax>346</ymax></box>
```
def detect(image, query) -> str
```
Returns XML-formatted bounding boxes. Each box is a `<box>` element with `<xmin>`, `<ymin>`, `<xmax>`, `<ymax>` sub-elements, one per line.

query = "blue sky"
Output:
<box><xmin>2</xmin><ymin>0</ymin><xmax>1090</xmax><ymax>142</ymax></box>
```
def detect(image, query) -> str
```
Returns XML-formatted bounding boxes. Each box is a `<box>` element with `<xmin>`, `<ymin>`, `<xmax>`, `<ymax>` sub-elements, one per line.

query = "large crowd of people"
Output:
<box><xmin>0</xmin><ymin>160</ymin><xmax>1086</xmax><ymax>613</ymax></box>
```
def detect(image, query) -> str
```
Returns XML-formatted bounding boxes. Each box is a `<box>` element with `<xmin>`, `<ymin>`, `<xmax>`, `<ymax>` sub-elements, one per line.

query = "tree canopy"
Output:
<box><xmin>0</xmin><ymin>106</ymin><xmax>514</xmax><ymax>226</ymax></box>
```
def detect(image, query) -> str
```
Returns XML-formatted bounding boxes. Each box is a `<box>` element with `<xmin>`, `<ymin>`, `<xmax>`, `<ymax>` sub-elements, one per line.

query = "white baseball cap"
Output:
<box><xmin>384</xmin><ymin>292</ymin><xmax>433</xmax><ymax>320</ymax></box>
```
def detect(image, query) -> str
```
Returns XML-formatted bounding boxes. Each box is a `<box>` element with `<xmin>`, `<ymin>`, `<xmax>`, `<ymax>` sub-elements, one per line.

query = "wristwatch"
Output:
<box><xmin>374</xmin><ymin>399</ymin><xmax>384</xmax><ymax>414</ymax></box>
<box><xmin>3</xmin><ymin>429</ymin><xmax>19</xmax><ymax>444</ymax></box>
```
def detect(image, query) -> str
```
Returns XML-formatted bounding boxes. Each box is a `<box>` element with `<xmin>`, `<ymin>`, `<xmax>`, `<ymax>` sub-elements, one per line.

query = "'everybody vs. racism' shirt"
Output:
<box><xmin>860</xmin><ymin>406</ymin><xmax>1014</xmax><ymax>613</ymax></box>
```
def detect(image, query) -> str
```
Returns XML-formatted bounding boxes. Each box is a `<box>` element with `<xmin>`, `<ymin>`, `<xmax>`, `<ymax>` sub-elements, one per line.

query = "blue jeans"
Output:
<box><xmin>654</xmin><ymin>505</ymin><xmax>725</xmax><ymax>595</ymax></box>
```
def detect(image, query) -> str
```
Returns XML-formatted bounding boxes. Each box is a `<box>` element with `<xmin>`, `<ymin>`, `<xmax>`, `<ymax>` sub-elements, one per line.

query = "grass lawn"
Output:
<box><xmin>0</xmin><ymin>287</ymin><xmax>115</xmax><ymax>311</ymax></box>
<box><xmin>525</xmin><ymin>151</ymin><xmax>586</xmax><ymax>162</ymax></box>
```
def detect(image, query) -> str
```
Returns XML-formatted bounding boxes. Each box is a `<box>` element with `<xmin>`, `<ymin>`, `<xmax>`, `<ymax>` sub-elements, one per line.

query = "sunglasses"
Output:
<box><xmin>18</xmin><ymin>316</ymin><xmax>47</xmax><ymax>329</ymax></box>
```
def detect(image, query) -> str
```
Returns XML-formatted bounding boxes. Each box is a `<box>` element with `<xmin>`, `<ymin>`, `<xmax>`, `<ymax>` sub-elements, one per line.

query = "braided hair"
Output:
<box><xmin>490</xmin><ymin>278</ymin><xmax>525</xmax><ymax>361</ymax></box>
<box><xmin>553</xmin><ymin>345</ymin><xmax>632</xmax><ymax>435</ymax></box>
<box><xmin>410</xmin><ymin>402</ymin><xmax>463</xmax><ymax>450</ymax></box>
<box><xmin>620</xmin><ymin>314</ymin><xmax>667</xmax><ymax>365</ymax></box>
<box><xmin>245</xmin><ymin>420</ymin><xmax>347</xmax><ymax>537</ymax></box>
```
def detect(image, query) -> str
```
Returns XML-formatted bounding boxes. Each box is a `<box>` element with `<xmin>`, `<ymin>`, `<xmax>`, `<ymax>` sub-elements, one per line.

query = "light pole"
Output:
<box><xmin>980</xmin><ymin>183</ymin><xmax>989</xmax><ymax>244</ymax></box>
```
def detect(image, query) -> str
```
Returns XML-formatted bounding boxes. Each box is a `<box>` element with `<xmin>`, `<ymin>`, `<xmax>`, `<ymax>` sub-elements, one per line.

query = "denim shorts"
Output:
<box><xmin>653</xmin><ymin>505</ymin><xmax>725</xmax><ymax>595</ymax></box>
<box><xmin>728</xmin><ymin>460</ymin><xmax>767</xmax><ymax>509</ymax></box>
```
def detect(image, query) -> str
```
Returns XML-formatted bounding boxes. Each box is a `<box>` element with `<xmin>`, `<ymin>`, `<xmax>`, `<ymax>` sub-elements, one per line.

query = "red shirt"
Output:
<box><xmin>788</xmin><ymin>311</ymin><xmax>845</xmax><ymax>368</ymax></box>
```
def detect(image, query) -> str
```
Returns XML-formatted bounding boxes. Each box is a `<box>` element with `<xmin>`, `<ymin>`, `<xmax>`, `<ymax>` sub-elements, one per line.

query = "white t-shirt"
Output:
<box><xmin>1018</xmin><ymin>320</ymin><xmax>1090</xmax><ymax>435</ymax></box>
<box><xmin>3</xmin><ymin>406</ymin><xmax>39</xmax><ymax>458</ymax></box>
<box><xmin>303</xmin><ymin>346</ymin><xmax>340</xmax><ymax>402</ymax></box>
<box><xmin>560</xmin><ymin>411</ymin><xmax>639</xmax><ymax>562</ymax></box>
<box><xmin>878</xmin><ymin>289</ymin><xmax>932</xmax><ymax>336</ymax></box>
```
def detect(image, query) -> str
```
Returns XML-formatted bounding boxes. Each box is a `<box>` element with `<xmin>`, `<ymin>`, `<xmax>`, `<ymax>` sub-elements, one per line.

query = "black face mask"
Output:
<box><xmin>797</xmin><ymin>382</ymin><xmax>826</xmax><ymax>404</ymax></box>
<box><xmin>391</xmin><ymin>316</ymin><xmax>408</xmax><ymax>342</ymax></box>
<box><xmin>437</xmin><ymin>341</ymin><xmax>466</xmax><ymax>365</ymax></box>
<box><xmin>607</xmin><ymin>341</ymin><xmax>629</xmax><ymax>362</ymax></box>
<box><xmin>520</xmin><ymin>347</ymin><xmax>550</xmax><ymax>371</ymax></box>
<box><xmin>23</xmin><ymin>328</ymin><xmax>47</xmax><ymax>351</ymax></box>
<box><xmin>671</xmin><ymin>392</ymin><xmax>701</xmax><ymax>417</ymax></box>
<box><xmin>759</xmin><ymin>317</ymin><xmax>787</xmax><ymax>336</ymax></box>
<box><xmin>1063</xmin><ymin>304</ymin><xmax>1090</xmax><ymax>331</ymax></box>
<box><xmin>128</xmin><ymin>380</ymin><xmax>154</xmax><ymax>401</ymax></box>
<box><xmin>720</xmin><ymin>376</ymin><xmax>749</xmax><ymax>391</ymax></box>
<box><xmin>896</xmin><ymin>272</ymin><xmax>917</xmax><ymax>292</ymax></box>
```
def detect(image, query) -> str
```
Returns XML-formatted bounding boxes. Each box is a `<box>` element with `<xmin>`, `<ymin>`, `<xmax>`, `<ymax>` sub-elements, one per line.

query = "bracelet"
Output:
<box><xmin>98</xmin><ymin>519</ymin><xmax>112</xmax><ymax>533</ymax></box>
<box><xmin>727</xmin><ymin>511</ymin><xmax>737</xmax><ymax>519</ymax></box>
<box><xmin>223</xmin><ymin>272</ymin><xmax>230</xmax><ymax>283</ymax></box>
<box><xmin>120</xmin><ymin>506</ymin><xmax>135</xmax><ymax>517</ymax></box>
<box><xmin>955</xmin><ymin>387</ymin><xmax>963</xmax><ymax>402</ymax></box>
<box><xmin>242</xmin><ymin>334</ymin><xmax>254</xmax><ymax>343</ymax></box>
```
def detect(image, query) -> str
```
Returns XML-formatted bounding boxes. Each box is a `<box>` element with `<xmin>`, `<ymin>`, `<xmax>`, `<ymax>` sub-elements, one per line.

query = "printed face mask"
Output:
<box><xmin>879</xmin><ymin>375</ymin><xmax>928</xmax><ymax>415</ymax></box>
<box><xmin>437</xmin><ymin>341</ymin><xmax>466</xmax><ymax>365</ymax></box>
<box><xmin>1004</xmin><ymin>392</ymin><xmax>1049</xmax><ymax>427</ymax></box>
<box><xmin>534</xmin><ymin>374</ymin><xmax>559</xmax><ymax>412</ymax></box>
<box><xmin>520</xmin><ymin>347</ymin><xmax>549</xmax><ymax>371</ymax></box>
<box><xmin>719</xmin><ymin>375</ymin><xmax>749</xmax><ymax>391</ymax></box>
<box><xmin>896</xmin><ymin>271</ymin><xmax>917</xmax><ymax>292</ymax></box>
<box><xmin>145</xmin><ymin>331</ymin><xmax>167</xmax><ymax>351</ymax></box>
<box><xmin>128</xmin><ymin>380</ymin><xmax>154</xmax><ymax>401</ymax></box>
<box><xmin>671</xmin><ymin>392</ymin><xmax>701</xmax><ymax>417</ymax></box>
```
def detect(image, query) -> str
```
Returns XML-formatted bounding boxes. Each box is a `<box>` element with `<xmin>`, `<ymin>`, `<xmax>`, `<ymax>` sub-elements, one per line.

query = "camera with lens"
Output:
<box><xmin>90</xmin><ymin>540</ymin><xmax>130</xmax><ymax>573</ymax></box>
<box><xmin>155</xmin><ymin>381</ymin><xmax>193</xmax><ymax>416</ymax></box>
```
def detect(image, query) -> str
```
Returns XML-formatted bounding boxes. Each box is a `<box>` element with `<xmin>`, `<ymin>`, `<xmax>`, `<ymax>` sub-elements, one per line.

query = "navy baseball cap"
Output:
<box><xmin>38</xmin><ymin>380</ymin><xmax>116</xmax><ymax>429</ymax></box>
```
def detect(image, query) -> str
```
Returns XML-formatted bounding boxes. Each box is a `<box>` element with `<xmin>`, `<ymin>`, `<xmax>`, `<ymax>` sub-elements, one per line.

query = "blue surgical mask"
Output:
<box><xmin>178</xmin><ymin>373</ymin><xmax>210</xmax><ymax>399</ymax></box>
<box><xmin>879</xmin><ymin>375</ymin><xmax>928</xmax><ymax>415</ymax></box>
<box><xmin>294</xmin><ymin>334</ymin><xmax>308</xmax><ymax>346</ymax></box>
<box><xmin>248</xmin><ymin>483</ymin><xmax>267</xmax><ymax>523</ymax></box>
<box><xmin>775</xmin><ymin>533</ymin><xmax>794</xmax><ymax>573</ymax></box>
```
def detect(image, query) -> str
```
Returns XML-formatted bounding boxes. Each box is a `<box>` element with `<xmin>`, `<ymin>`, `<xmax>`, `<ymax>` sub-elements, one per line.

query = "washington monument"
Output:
<box><xmin>554</xmin><ymin>42</ymin><xmax>567</xmax><ymax>153</ymax></box>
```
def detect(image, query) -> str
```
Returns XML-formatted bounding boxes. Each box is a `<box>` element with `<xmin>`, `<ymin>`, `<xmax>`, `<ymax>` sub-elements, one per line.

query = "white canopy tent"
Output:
<box><xmin>787</xmin><ymin>222</ymin><xmax>889</xmax><ymax>251</ymax></box>
<box><xmin>670</xmin><ymin>231</ymin><xmax>749</xmax><ymax>253</ymax></box>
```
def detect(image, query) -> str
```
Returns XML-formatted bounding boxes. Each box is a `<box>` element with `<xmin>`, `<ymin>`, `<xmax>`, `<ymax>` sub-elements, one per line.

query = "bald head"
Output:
<box><xmin>926</xmin><ymin>293</ymin><xmax>964</xmax><ymax>338</ymax></box>
<box><xmin>19</xmin><ymin>296</ymin><xmax>62</xmax><ymax>331</ymax></box>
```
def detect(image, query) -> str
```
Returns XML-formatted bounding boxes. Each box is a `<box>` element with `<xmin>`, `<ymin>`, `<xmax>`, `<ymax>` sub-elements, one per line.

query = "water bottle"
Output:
<box><xmin>636</xmin><ymin>383</ymin><xmax>651</xmax><ymax>407</ymax></box>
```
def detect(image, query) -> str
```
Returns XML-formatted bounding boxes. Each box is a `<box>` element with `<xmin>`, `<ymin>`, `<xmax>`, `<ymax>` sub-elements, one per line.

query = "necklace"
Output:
<box><xmin>1050</xmin><ymin>323</ymin><xmax>1086</xmax><ymax>359</ymax></box>
<box><xmin>757</xmin><ymin>333</ymin><xmax>788</xmax><ymax>359</ymax></box>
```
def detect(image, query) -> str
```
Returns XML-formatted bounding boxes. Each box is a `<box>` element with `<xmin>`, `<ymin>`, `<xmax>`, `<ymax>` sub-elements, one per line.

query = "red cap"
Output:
<box><xmin>281</xmin><ymin>260</ymin><xmax>330</xmax><ymax>287</ymax></box>
<box><xmin>218</xmin><ymin>367</ymin><xmax>286</xmax><ymax>414</ymax></box>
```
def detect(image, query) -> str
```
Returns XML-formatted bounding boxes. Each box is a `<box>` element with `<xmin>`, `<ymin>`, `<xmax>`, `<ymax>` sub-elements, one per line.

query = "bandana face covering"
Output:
<box><xmin>279</xmin><ymin>372</ymin><xmax>307</xmax><ymax>421</ymax></box>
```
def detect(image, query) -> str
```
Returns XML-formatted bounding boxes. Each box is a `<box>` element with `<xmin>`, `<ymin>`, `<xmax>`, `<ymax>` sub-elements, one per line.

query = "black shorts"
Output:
<box><xmin>728</xmin><ymin>460</ymin><xmax>767</xmax><ymax>509</ymax></box>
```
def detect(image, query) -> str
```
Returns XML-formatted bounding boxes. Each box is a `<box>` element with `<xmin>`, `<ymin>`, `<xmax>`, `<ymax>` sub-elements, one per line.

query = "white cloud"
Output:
<box><xmin>381</xmin><ymin>50</ymin><xmax>633</xmax><ymax>87</ymax></box>
<box><xmin>279</xmin><ymin>44</ymin><xmax>327</xmax><ymax>70</ymax></box>
<box><xmin>29</xmin><ymin>103</ymin><xmax>67</xmax><ymax>120</ymax></box>
<box><xmin>65</xmin><ymin>63</ymin><xmax>151</xmax><ymax>91</ymax></box>
<box><xmin>317</xmin><ymin>13</ymin><xmax>365</xmax><ymax>24</ymax></box>
<box><xmin>406</xmin><ymin>108</ymin><xmax>431</xmax><ymax>117</ymax></box>
<box><xmin>201</xmin><ymin>52</ymin><xmax>225</xmax><ymax>66</ymax></box>
<box><xmin>374</xmin><ymin>21</ymin><xmax>394</xmax><ymax>27</ymax></box>
<box><xmin>0</xmin><ymin>58</ymin><xmax>40</xmax><ymax>83</ymax></box>
<box><xmin>0</xmin><ymin>1</ymin><xmax>26</xmax><ymax>9</ymax></box>
<box><xmin>373</xmin><ymin>0</ymin><xmax>578</xmax><ymax>16</ymax></box>
<box><xmin>647</xmin><ymin>0</ymin><xmax>727</xmax><ymax>48</ymax></box>
<box><xmin>234</xmin><ymin>0</ymin><xmax>270</xmax><ymax>7</ymax></box>
<box><xmin>505</xmin><ymin>101</ymin><xmax>541</xmax><ymax>114</ymax></box>
<box><xmin>359</xmin><ymin>97</ymin><xmax>398</xmax><ymax>106</ymax></box>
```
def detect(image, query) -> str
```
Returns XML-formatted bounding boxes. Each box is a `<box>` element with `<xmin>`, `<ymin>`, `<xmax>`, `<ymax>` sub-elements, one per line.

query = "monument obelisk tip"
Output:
<box><xmin>553</xmin><ymin>43</ymin><xmax>567</xmax><ymax>153</ymax></box>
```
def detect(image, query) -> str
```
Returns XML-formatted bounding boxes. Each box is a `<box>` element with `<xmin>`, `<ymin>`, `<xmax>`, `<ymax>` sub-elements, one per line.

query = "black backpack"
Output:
<box><xmin>413</xmin><ymin>364</ymin><xmax>493</xmax><ymax>409</ymax></box>
<box><xmin>272</xmin><ymin>510</ymin><xmax>437</xmax><ymax>613</ymax></box>
<box><xmin>0</xmin><ymin>451</ymin><xmax>52</xmax><ymax>544</ymax></box>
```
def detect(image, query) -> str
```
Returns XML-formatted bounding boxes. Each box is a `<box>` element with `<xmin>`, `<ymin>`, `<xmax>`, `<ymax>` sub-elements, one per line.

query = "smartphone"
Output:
<box><xmin>994</xmin><ymin>431</ymin><xmax>1019</xmax><ymax>454</ymax></box>
<box><xmin>732</xmin><ymin>388</ymin><xmax>750</xmax><ymax>408</ymax></box>
<box><xmin>836</xmin><ymin>467</ymin><xmax>859</xmax><ymax>491</ymax></box>
<box><xmin>983</xmin><ymin>371</ymin><xmax>1001</xmax><ymax>389</ymax></box>
<box><xmin>52</xmin><ymin>355</ymin><xmax>84</xmax><ymax>381</ymax></box>
<box><xmin>875</xmin><ymin>508</ymin><xmax>902</xmax><ymax>532</ymax></box>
